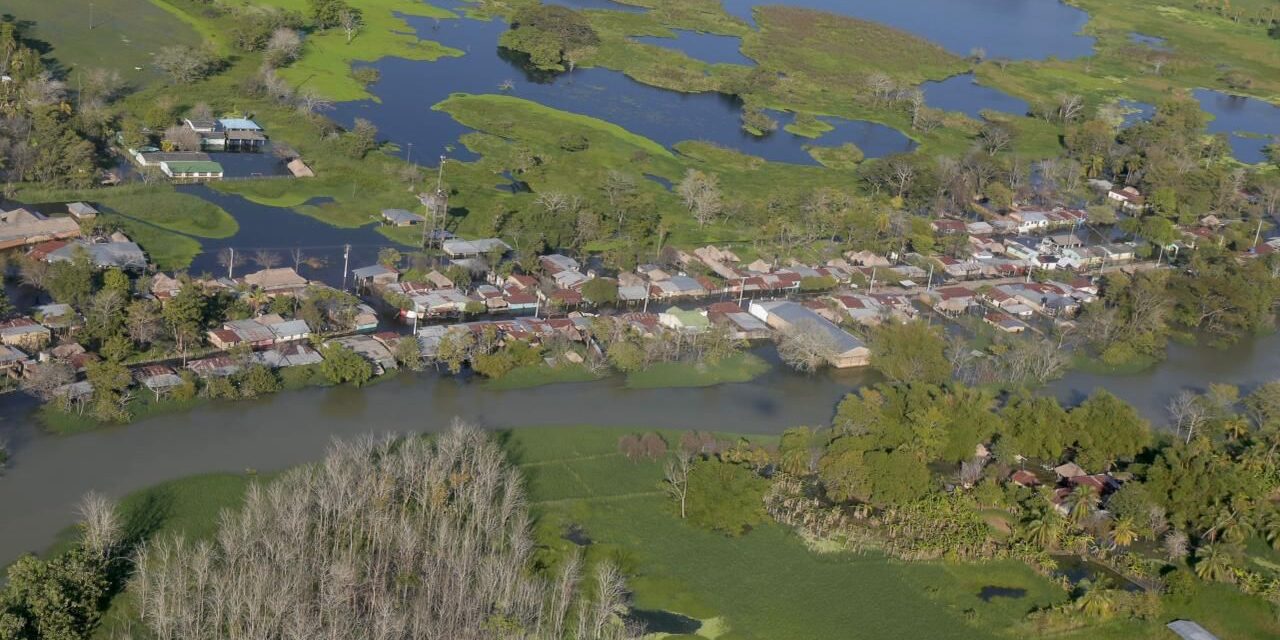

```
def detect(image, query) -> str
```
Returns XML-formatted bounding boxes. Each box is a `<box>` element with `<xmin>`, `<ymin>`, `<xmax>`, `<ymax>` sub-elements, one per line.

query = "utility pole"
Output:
<box><xmin>341</xmin><ymin>244</ymin><xmax>351</xmax><ymax>292</ymax></box>
<box><xmin>1253</xmin><ymin>219</ymin><xmax>1264</xmax><ymax>249</ymax></box>
<box><xmin>926</xmin><ymin>262</ymin><xmax>934</xmax><ymax>292</ymax></box>
<box><xmin>406</xmin><ymin>142</ymin><xmax>413</xmax><ymax>166</ymax></box>
<box><xmin>227</xmin><ymin>247</ymin><xmax>235</xmax><ymax>279</ymax></box>
<box><xmin>868</xmin><ymin>267</ymin><xmax>876</xmax><ymax>293</ymax></box>
<box><xmin>89</xmin><ymin>3</ymin><xmax>94</xmax><ymax>30</ymax></box>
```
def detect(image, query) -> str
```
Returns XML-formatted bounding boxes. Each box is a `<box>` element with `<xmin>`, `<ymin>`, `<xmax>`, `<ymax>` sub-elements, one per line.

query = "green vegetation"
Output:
<box><xmin>4</xmin><ymin>0</ymin><xmax>200</xmax><ymax>84</ymax></box>
<box><xmin>483</xmin><ymin>362</ymin><xmax>605</xmax><ymax>390</ymax></box>
<box><xmin>805</xmin><ymin>142</ymin><xmax>865</xmax><ymax>169</ymax></box>
<box><xmin>624</xmin><ymin>352</ymin><xmax>768</xmax><ymax>389</ymax></box>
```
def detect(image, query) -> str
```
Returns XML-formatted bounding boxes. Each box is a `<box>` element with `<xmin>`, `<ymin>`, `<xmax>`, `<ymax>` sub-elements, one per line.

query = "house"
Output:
<box><xmin>707</xmin><ymin>303</ymin><xmax>770</xmax><ymax>340</ymax></box>
<box><xmin>218</xmin><ymin>118</ymin><xmax>267</xmax><ymax>150</ymax></box>
<box><xmin>540</xmin><ymin>254</ymin><xmax>581</xmax><ymax>274</ymax></box>
<box><xmin>351</xmin><ymin>264</ymin><xmax>400</xmax><ymax>288</ymax></box>
<box><xmin>984</xmin><ymin>312</ymin><xmax>1026</xmax><ymax>333</ymax></box>
<box><xmin>1096</xmin><ymin>243</ymin><xmax>1136</xmax><ymax>263</ymax></box>
<box><xmin>0</xmin><ymin>318</ymin><xmax>51</xmax><ymax>351</ymax></box>
<box><xmin>66</xmin><ymin>202</ymin><xmax>98</xmax><ymax>221</ymax></box>
<box><xmin>552</xmin><ymin>270</ymin><xmax>589</xmax><ymax>290</ymax></box>
<box><xmin>134</xmin><ymin>150</ymin><xmax>211</xmax><ymax>168</ymax></box>
<box><xmin>749</xmin><ymin>300</ymin><xmax>870</xmax><ymax>368</ymax></box>
<box><xmin>441</xmin><ymin>238</ymin><xmax>511</xmax><ymax>258</ymax></box>
<box><xmin>832</xmin><ymin>295</ymin><xmax>884</xmax><ymax>326</ymax></box>
<box><xmin>187</xmin><ymin>355</ymin><xmax>242</xmax><ymax>378</ymax></box>
<box><xmin>1010</xmin><ymin>210</ymin><xmax>1050</xmax><ymax>234</ymax></box>
<box><xmin>329</xmin><ymin>335</ymin><xmax>398</xmax><ymax>374</ymax></box>
<box><xmin>932</xmin><ymin>219</ymin><xmax>967</xmax><ymax>235</ymax></box>
<box><xmin>1107</xmin><ymin>186</ymin><xmax>1145</xmax><ymax>210</ymax></box>
<box><xmin>32</xmin><ymin>303</ymin><xmax>77</xmax><ymax>331</ymax></box>
<box><xmin>263</xmin><ymin>318</ymin><xmax>311</xmax><ymax>343</ymax></box>
<box><xmin>45</xmin><ymin>239</ymin><xmax>147</xmax><ymax>270</ymax></box>
<box><xmin>354</xmin><ymin>304</ymin><xmax>379</xmax><ymax>332</ymax></box>
<box><xmin>0</xmin><ymin>208</ymin><xmax>81</xmax><ymax>250</ymax></box>
<box><xmin>845</xmin><ymin>250</ymin><xmax>891</xmax><ymax>267</ymax></box>
<box><xmin>286</xmin><ymin>158</ymin><xmax>315</xmax><ymax>177</ymax></box>
<box><xmin>408</xmin><ymin>288</ymin><xmax>474</xmax><ymax>318</ymax></box>
<box><xmin>1009</xmin><ymin>469</ymin><xmax>1040</xmax><ymax>488</ymax></box>
<box><xmin>160</xmin><ymin>160</ymin><xmax>224</xmax><ymax>180</ymax></box>
<box><xmin>135</xmin><ymin>365</ymin><xmax>184</xmax><ymax>399</ymax></box>
<box><xmin>381</xmin><ymin>208</ymin><xmax>425</xmax><ymax>226</ymax></box>
<box><xmin>0</xmin><ymin>344</ymin><xmax>28</xmax><ymax>377</ymax></box>
<box><xmin>658</xmin><ymin>307</ymin><xmax>710</xmax><ymax>333</ymax></box>
<box><xmin>931</xmin><ymin>287</ymin><xmax>976</xmax><ymax>315</ymax></box>
<box><xmin>256</xmin><ymin>342</ymin><xmax>324</xmax><ymax>369</ymax></box>
<box><xmin>243</xmin><ymin>267</ymin><xmax>308</xmax><ymax>294</ymax></box>
<box><xmin>650</xmin><ymin>275</ymin><xmax>708</xmax><ymax>299</ymax></box>
<box><xmin>966</xmin><ymin>221</ymin><xmax>995</xmax><ymax>236</ymax></box>
<box><xmin>220</xmin><ymin>319</ymin><xmax>276</xmax><ymax>348</ymax></box>
<box><xmin>1053</xmin><ymin>462</ymin><xmax>1087</xmax><ymax>480</ymax></box>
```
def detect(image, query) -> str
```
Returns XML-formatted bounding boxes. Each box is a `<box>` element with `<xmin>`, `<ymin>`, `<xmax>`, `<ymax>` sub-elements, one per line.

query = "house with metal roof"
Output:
<box><xmin>45</xmin><ymin>240</ymin><xmax>147</xmax><ymax>270</ymax></box>
<box><xmin>160</xmin><ymin>160</ymin><xmax>224</xmax><ymax>180</ymax></box>
<box><xmin>381</xmin><ymin>208</ymin><xmax>425</xmax><ymax>226</ymax></box>
<box><xmin>749</xmin><ymin>300</ymin><xmax>869</xmax><ymax>368</ymax></box>
<box><xmin>441</xmin><ymin>238</ymin><xmax>511</xmax><ymax>258</ymax></box>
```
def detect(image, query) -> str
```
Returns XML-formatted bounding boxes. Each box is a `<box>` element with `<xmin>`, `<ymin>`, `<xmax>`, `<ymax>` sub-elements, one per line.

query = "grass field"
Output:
<box><xmin>42</xmin><ymin>425</ymin><xmax>1277</xmax><ymax>640</ymax></box>
<box><xmin>16</xmin><ymin>184</ymin><xmax>238</xmax><ymax>270</ymax></box>
<box><xmin>484</xmin><ymin>362</ymin><xmax>606</xmax><ymax>391</ymax></box>
<box><xmin>4</xmin><ymin>0</ymin><xmax>200</xmax><ymax>86</ymax></box>
<box><xmin>624</xmin><ymin>352</ymin><xmax>769</xmax><ymax>389</ymax></box>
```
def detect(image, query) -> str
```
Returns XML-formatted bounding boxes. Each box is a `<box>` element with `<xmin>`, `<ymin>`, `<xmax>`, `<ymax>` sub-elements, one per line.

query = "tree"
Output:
<box><xmin>308</xmin><ymin>0</ymin><xmax>354</xmax><ymax>28</ymax></box>
<box><xmin>319</xmin><ymin>343</ymin><xmax>373</xmax><ymax>386</ymax></box>
<box><xmin>869</xmin><ymin>320</ymin><xmax>949</xmax><ymax>384</ymax></box>
<box><xmin>162</xmin><ymin>125</ymin><xmax>201</xmax><ymax>152</ymax></box>
<box><xmin>265</xmin><ymin>28</ymin><xmax>303</xmax><ymax>67</ymax></box>
<box><xmin>685</xmin><ymin>461</ymin><xmax>768</xmax><ymax>536</ymax></box>
<box><xmin>1070</xmin><ymin>389</ymin><xmax>1150</xmax><ymax>470</ymax></box>
<box><xmin>676</xmin><ymin>169</ymin><xmax>723</xmax><ymax>227</ymax></box>
<box><xmin>1110</xmin><ymin>515</ymin><xmax>1138</xmax><ymax>548</ymax></box>
<box><xmin>663</xmin><ymin>451</ymin><xmax>693</xmax><ymax>519</ymax></box>
<box><xmin>776</xmin><ymin>318</ymin><xmax>838</xmax><ymax>373</ymax></box>
<box><xmin>1076</xmin><ymin>580</ymin><xmax>1116</xmax><ymax>619</ymax></box>
<box><xmin>1193</xmin><ymin>544</ymin><xmax>1235</xmax><ymax>582</ymax></box>
<box><xmin>236</xmin><ymin>364</ymin><xmax>281</xmax><ymax>398</ymax></box>
<box><xmin>581</xmin><ymin>278</ymin><xmax>617</xmax><ymax>306</ymax></box>
<box><xmin>343</xmin><ymin>117</ymin><xmax>379</xmax><ymax>158</ymax></box>
<box><xmin>338</xmin><ymin>8</ymin><xmax>363</xmax><ymax>43</ymax></box>
<box><xmin>163</xmin><ymin>285</ymin><xmax>206</xmax><ymax>365</ymax></box>
<box><xmin>436</xmin><ymin>329</ymin><xmax>476</xmax><ymax>375</ymax></box>
<box><xmin>393</xmin><ymin>336</ymin><xmax>424</xmax><ymax>371</ymax></box>
<box><xmin>153</xmin><ymin>45</ymin><xmax>219</xmax><ymax>84</ymax></box>
<box><xmin>21</xmin><ymin>361</ymin><xmax>74</xmax><ymax>401</ymax></box>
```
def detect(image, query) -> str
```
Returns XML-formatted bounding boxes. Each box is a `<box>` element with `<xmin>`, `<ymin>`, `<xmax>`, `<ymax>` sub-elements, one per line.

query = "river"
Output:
<box><xmin>2</xmin><ymin>329</ymin><xmax>1279</xmax><ymax>568</ymax></box>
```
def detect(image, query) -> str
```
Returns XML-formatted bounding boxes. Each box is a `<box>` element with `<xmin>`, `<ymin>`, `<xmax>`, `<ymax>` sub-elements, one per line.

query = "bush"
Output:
<box><xmin>686</xmin><ymin>461</ymin><xmax>768</xmax><ymax>536</ymax></box>
<box><xmin>351</xmin><ymin>66</ymin><xmax>381</xmax><ymax>86</ymax></box>
<box><xmin>1163</xmin><ymin>568</ymin><xmax>1199</xmax><ymax>596</ymax></box>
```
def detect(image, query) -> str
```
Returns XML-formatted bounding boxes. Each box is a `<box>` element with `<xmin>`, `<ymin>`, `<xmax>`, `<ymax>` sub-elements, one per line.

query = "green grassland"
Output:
<box><xmin>61</xmin><ymin>425</ymin><xmax>1279</xmax><ymax>640</ymax></box>
<box><xmin>624</xmin><ymin>352</ymin><xmax>770</xmax><ymax>389</ymax></box>
<box><xmin>255</xmin><ymin>0</ymin><xmax>458</xmax><ymax>101</ymax></box>
<box><xmin>4</xmin><ymin>0</ymin><xmax>200</xmax><ymax>86</ymax></box>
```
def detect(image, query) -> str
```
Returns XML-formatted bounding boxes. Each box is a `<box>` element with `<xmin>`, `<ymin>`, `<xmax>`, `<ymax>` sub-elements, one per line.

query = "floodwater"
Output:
<box><xmin>1193</xmin><ymin>89</ymin><xmax>1280</xmax><ymax>164</ymax></box>
<box><xmin>327</xmin><ymin>2</ymin><xmax>915</xmax><ymax>167</ymax></box>
<box><xmin>178</xmin><ymin>186</ymin><xmax>393</xmax><ymax>284</ymax></box>
<box><xmin>718</xmin><ymin>0</ymin><xmax>1094</xmax><ymax>60</ymax></box>
<box><xmin>1</xmin><ymin>328</ymin><xmax>1278</xmax><ymax>568</ymax></box>
<box><xmin>922</xmin><ymin>73</ymin><xmax>1029</xmax><ymax>120</ymax></box>
<box><xmin>631</xmin><ymin>29</ymin><xmax>754</xmax><ymax>66</ymax></box>
<box><xmin>0</xmin><ymin>348</ymin><xmax>875</xmax><ymax>567</ymax></box>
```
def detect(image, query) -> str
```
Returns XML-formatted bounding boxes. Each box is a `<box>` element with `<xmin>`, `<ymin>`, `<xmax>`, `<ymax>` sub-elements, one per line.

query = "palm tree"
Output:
<box><xmin>1067</xmin><ymin>486</ymin><xmax>1097</xmax><ymax>527</ymax></box>
<box><xmin>1221</xmin><ymin>416</ymin><xmax>1250</xmax><ymax>442</ymax></box>
<box><xmin>1262</xmin><ymin>511</ymin><xmax>1280</xmax><ymax>551</ymax></box>
<box><xmin>1110</xmin><ymin>516</ymin><xmax>1138</xmax><ymax>548</ymax></box>
<box><xmin>1076</xmin><ymin>579</ymin><xmax>1116</xmax><ymax>619</ymax></box>
<box><xmin>1024</xmin><ymin>510</ymin><xmax>1064</xmax><ymax>550</ymax></box>
<box><xmin>1194</xmin><ymin>544</ymin><xmax>1235</xmax><ymax>583</ymax></box>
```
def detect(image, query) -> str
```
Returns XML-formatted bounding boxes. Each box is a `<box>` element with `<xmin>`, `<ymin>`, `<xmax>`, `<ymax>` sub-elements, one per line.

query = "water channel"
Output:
<box><xmin>1</xmin><ymin>328</ymin><xmax>1278</xmax><ymax>569</ymax></box>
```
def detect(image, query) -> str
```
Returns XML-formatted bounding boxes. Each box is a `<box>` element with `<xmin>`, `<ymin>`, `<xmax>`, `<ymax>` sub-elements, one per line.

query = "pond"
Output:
<box><xmin>1194</xmin><ymin>89</ymin><xmax>1280</xmax><ymax>164</ymax></box>
<box><xmin>328</xmin><ymin>3</ymin><xmax>915</xmax><ymax>167</ymax></box>
<box><xmin>631</xmin><ymin>29</ymin><xmax>754</xmax><ymax>66</ymax></box>
<box><xmin>1128</xmin><ymin>32</ymin><xmax>1170</xmax><ymax>52</ymax></box>
<box><xmin>718</xmin><ymin>0</ymin><xmax>1094</xmax><ymax>60</ymax></box>
<box><xmin>1051</xmin><ymin>556</ymin><xmax>1143</xmax><ymax>592</ymax></box>
<box><xmin>921</xmin><ymin>73</ymin><xmax>1030</xmax><ymax>120</ymax></box>
<box><xmin>543</xmin><ymin>0</ymin><xmax>647</xmax><ymax>13</ymax></box>
<box><xmin>977</xmin><ymin>586</ymin><xmax>1027</xmax><ymax>601</ymax></box>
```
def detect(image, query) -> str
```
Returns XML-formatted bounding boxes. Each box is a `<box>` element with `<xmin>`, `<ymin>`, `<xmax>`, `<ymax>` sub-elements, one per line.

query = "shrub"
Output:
<box><xmin>686</xmin><ymin>461</ymin><xmax>768</xmax><ymax>536</ymax></box>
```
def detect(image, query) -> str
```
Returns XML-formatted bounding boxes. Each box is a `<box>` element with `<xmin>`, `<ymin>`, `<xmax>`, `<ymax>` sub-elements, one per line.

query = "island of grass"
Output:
<box><xmin>624</xmin><ymin>352</ymin><xmax>769</xmax><ymax>389</ymax></box>
<box><xmin>13</xmin><ymin>185</ymin><xmax>238</xmax><ymax>271</ymax></box>
<box><xmin>70</xmin><ymin>425</ymin><xmax>1280</xmax><ymax>640</ymax></box>
<box><xmin>483</xmin><ymin>362</ymin><xmax>607</xmax><ymax>391</ymax></box>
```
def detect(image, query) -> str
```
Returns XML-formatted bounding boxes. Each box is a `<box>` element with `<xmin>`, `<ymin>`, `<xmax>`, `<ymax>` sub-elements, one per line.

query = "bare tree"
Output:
<box><xmin>777</xmin><ymin>319</ymin><xmax>839</xmax><ymax>373</ymax></box>
<box><xmin>265</xmin><ymin>28</ymin><xmax>303</xmax><ymax>67</ymax></box>
<box><xmin>1167</xmin><ymin>390</ymin><xmax>1207</xmax><ymax>444</ymax></box>
<box><xmin>339</xmin><ymin>9</ymin><xmax>364</xmax><ymax>44</ymax></box>
<box><xmin>153</xmin><ymin>45</ymin><xmax>218</xmax><ymax>84</ymax></box>
<box><xmin>296</xmin><ymin>88</ymin><xmax>334</xmax><ymax>115</ymax></box>
<box><xmin>290</xmin><ymin>247</ymin><xmax>306</xmax><ymax>270</ymax></box>
<box><xmin>253</xmin><ymin>249</ymin><xmax>282</xmax><ymax>269</ymax></box>
<box><xmin>77</xmin><ymin>491</ymin><xmax>121</xmax><ymax>560</ymax></box>
<box><xmin>162</xmin><ymin>125</ymin><xmax>202</xmax><ymax>152</ymax></box>
<box><xmin>663</xmin><ymin>451</ymin><xmax>693</xmax><ymax>519</ymax></box>
<box><xmin>217</xmin><ymin>247</ymin><xmax>245</xmax><ymax>278</ymax></box>
<box><xmin>21</xmin><ymin>361</ymin><xmax>75</xmax><ymax>400</ymax></box>
<box><xmin>132</xmin><ymin>422</ymin><xmax>642</xmax><ymax>639</ymax></box>
<box><xmin>676</xmin><ymin>169</ymin><xmax>723</xmax><ymax>227</ymax></box>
